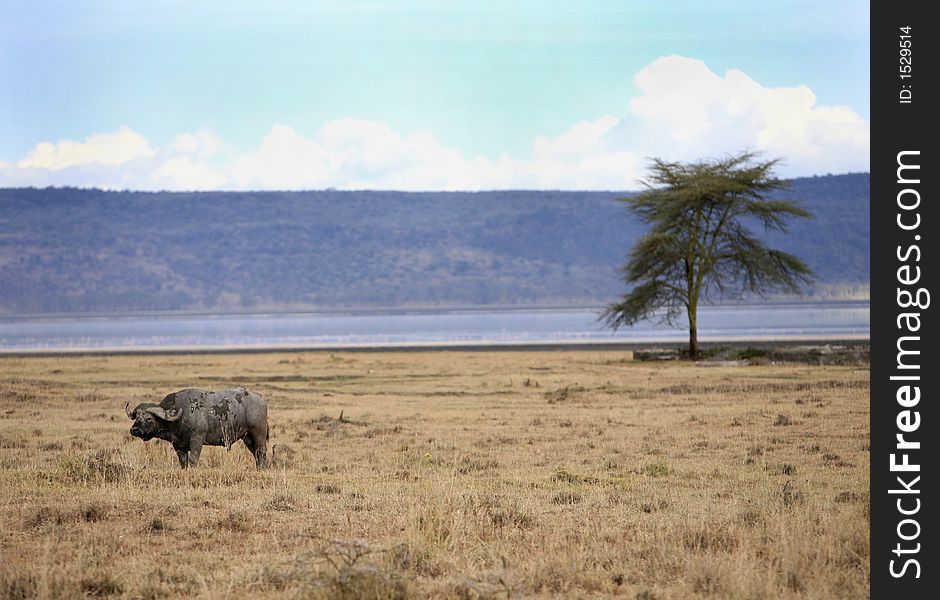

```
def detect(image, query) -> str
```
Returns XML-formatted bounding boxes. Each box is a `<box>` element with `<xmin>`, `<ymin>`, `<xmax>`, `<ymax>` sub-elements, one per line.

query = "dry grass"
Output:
<box><xmin>0</xmin><ymin>350</ymin><xmax>869</xmax><ymax>598</ymax></box>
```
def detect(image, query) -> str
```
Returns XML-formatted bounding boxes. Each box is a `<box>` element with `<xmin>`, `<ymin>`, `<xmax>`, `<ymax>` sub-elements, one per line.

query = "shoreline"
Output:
<box><xmin>0</xmin><ymin>298</ymin><xmax>870</xmax><ymax>323</ymax></box>
<box><xmin>1</xmin><ymin>336</ymin><xmax>870</xmax><ymax>357</ymax></box>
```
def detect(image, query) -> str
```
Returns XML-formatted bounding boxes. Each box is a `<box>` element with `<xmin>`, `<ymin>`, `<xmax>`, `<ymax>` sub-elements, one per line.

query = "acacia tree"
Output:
<box><xmin>601</xmin><ymin>152</ymin><xmax>814</xmax><ymax>359</ymax></box>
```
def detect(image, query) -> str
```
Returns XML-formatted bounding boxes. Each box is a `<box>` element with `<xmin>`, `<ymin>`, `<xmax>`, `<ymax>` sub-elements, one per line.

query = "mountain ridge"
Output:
<box><xmin>0</xmin><ymin>173</ymin><xmax>870</xmax><ymax>315</ymax></box>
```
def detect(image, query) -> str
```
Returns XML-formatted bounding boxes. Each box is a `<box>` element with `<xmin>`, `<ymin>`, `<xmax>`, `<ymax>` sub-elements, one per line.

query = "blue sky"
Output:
<box><xmin>0</xmin><ymin>1</ymin><xmax>869</xmax><ymax>190</ymax></box>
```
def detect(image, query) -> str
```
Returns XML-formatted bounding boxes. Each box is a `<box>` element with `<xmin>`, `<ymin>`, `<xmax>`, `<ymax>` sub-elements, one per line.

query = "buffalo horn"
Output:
<box><xmin>147</xmin><ymin>406</ymin><xmax>183</xmax><ymax>421</ymax></box>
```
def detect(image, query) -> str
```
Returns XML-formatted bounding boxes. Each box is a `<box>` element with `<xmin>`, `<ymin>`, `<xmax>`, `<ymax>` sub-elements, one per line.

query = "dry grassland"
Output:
<box><xmin>0</xmin><ymin>350</ymin><xmax>869</xmax><ymax>599</ymax></box>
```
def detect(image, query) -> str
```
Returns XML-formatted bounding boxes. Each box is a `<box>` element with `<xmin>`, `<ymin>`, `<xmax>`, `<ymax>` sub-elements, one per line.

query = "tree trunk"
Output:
<box><xmin>688</xmin><ymin>307</ymin><xmax>699</xmax><ymax>361</ymax></box>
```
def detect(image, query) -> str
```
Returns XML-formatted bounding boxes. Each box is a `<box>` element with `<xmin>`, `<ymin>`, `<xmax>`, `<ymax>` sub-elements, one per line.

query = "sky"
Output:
<box><xmin>0</xmin><ymin>1</ymin><xmax>870</xmax><ymax>190</ymax></box>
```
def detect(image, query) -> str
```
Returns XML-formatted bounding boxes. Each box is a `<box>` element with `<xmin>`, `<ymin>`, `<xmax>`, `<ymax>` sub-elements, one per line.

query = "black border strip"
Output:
<box><xmin>871</xmin><ymin>2</ymin><xmax>934</xmax><ymax>596</ymax></box>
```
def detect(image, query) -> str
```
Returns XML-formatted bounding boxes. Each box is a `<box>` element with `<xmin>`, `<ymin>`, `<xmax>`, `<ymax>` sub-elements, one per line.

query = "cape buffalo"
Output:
<box><xmin>125</xmin><ymin>387</ymin><xmax>268</xmax><ymax>469</ymax></box>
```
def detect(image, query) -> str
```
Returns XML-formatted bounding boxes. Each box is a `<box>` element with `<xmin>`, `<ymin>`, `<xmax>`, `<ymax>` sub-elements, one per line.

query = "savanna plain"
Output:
<box><xmin>0</xmin><ymin>349</ymin><xmax>869</xmax><ymax>599</ymax></box>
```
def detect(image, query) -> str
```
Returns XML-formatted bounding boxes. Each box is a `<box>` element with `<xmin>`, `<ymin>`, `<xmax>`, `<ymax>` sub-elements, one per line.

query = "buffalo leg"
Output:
<box><xmin>188</xmin><ymin>438</ymin><xmax>204</xmax><ymax>468</ymax></box>
<box><xmin>176</xmin><ymin>450</ymin><xmax>189</xmax><ymax>469</ymax></box>
<box><xmin>245</xmin><ymin>429</ymin><xmax>267</xmax><ymax>469</ymax></box>
<box><xmin>243</xmin><ymin>434</ymin><xmax>257</xmax><ymax>461</ymax></box>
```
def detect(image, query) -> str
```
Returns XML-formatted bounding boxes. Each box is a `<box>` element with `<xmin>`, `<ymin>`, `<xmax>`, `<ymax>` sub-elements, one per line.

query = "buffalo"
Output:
<box><xmin>125</xmin><ymin>387</ymin><xmax>268</xmax><ymax>469</ymax></box>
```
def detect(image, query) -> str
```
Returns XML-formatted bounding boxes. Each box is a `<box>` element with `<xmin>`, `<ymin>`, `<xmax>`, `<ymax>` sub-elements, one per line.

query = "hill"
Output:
<box><xmin>0</xmin><ymin>173</ymin><xmax>869</xmax><ymax>314</ymax></box>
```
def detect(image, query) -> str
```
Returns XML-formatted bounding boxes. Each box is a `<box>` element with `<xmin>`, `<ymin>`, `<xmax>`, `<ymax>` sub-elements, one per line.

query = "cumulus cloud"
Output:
<box><xmin>231</xmin><ymin>124</ymin><xmax>332</xmax><ymax>189</ymax></box>
<box><xmin>152</xmin><ymin>156</ymin><xmax>228</xmax><ymax>191</ymax></box>
<box><xmin>15</xmin><ymin>126</ymin><xmax>154</xmax><ymax>170</ymax></box>
<box><xmin>623</xmin><ymin>55</ymin><xmax>869</xmax><ymax>174</ymax></box>
<box><xmin>534</xmin><ymin>115</ymin><xmax>619</xmax><ymax>159</ymax></box>
<box><xmin>232</xmin><ymin>120</ymin><xmax>514</xmax><ymax>191</ymax></box>
<box><xmin>172</xmin><ymin>129</ymin><xmax>225</xmax><ymax>158</ymax></box>
<box><xmin>0</xmin><ymin>55</ymin><xmax>868</xmax><ymax>190</ymax></box>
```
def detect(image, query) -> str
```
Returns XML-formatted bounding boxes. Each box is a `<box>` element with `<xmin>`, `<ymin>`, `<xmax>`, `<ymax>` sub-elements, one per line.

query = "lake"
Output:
<box><xmin>0</xmin><ymin>301</ymin><xmax>869</xmax><ymax>352</ymax></box>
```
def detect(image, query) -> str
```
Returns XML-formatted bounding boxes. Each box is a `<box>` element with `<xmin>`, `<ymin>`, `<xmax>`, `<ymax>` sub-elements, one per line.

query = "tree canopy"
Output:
<box><xmin>602</xmin><ymin>152</ymin><xmax>815</xmax><ymax>358</ymax></box>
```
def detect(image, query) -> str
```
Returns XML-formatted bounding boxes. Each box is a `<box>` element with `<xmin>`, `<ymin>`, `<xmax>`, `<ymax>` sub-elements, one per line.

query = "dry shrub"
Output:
<box><xmin>544</xmin><ymin>385</ymin><xmax>587</xmax><ymax>404</ymax></box>
<box><xmin>80</xmin><ymin>504</ymin><xmax>107</xmax><ymax>522</ymax></box>
<box><xmin>328</xmin><ymin>564</ymin><xmax>409</xmax><ymax>600</ymax></box>
<box><xmin>470</xmin><ymin>494</ymin><xmax>535</xmax><ymax>531</ymax></box>
<box><xmin>217</xmin><ymin>510</ymin><xmax>251</xmax><ymax>532</ymax></box>
<box><xmin>835</xmin><ymin>491</ymin><xmax>867</xmax><ymax>504</ymax></box>
<box><xmin>364</xmin><ymin>425</ymin><xmax>403</xmax><ymax>438</ymax></box>
<box><xmin>691</xmin><ymin>571</ymin><xmax>724</xmax><ymax>596</ymax></box>
<box><xmin>415</xmin><ymin>503</ymin><xmax>455</xmax><ymax>545</ymax></box>
<box><xmin>183</xmin><ymin>470</ymin><xmax>255</xmax><ymax>488</ymax></box>
<box><xmin>1</xmin><ymin>558</ymin><xmax>124</xmax><ymax>598</ymax></box>
<box><xmin>682</xmin><ymin>524</ymin><xmax>739</xmax><ymax>553</ymax></box>
<box><xmin>449</xmin><ymin>569</ymin><xmax>514</xmax><ymax>600</ymax></box>
<box><xmin>138</xmin><ymin>567</ymin><xmax>199</xmax><ymax>598</ymax></box>
<box><xmin>488</xmin><ymin>505</ymin><xmax>534</xmax><ymax>530</ymax></box>
<box><xmin>605</xmin><ymin>489</ymin><xmax>628</xmax><ymax>506</ymax></box>
<box><xmin>308</xmin><ymin>413</ymin><xmax>367</xmax><ymax>436</ymax></box>
<box><xmin>271</xmin><ymin>442</ymin><xmax>299</xmax><ymax>468</ymax></box>
<box><xmin>24</xmin><ymin>503</ymin><xmax>107</xmax><ymax>529</ymax></box>
<box><xmin>0</xmin><ymin>434</ymin><xmax>26</xmax><ymax>449</ymax></box>
<box><xmin>347</xmin><ymin>492</ymin><xmax>369</xmax><ymax>512</ymax></box>
<box><xmin>57</xmin><ymin>449</ymin><xmax>131</xmax><ymax>484</ymax></box>
<box><xmin>0</xmin><ymin>568</ymin><xmax>81</xmax><ymax>600</ymax></box>
<box><xmin>0</xmin><ymin>573</ymin><xmax>37</xmax><ymax>600</ymax></box>
<box><xmin>24</xmin><ymin>506</ymin><xmax>65</xmax><ymax>529</ymax></box>
<box><xmin>249</xmin><ymin>563</ymin><xmax>295</xmax><ymax>592</ymax></box>
<box><xmin>454</xmin><ymin>455</ymin><xmax>499</xmax><ymax>474</ymax></box>
<box><xmin>263</xmin><ymin>492</ymin><xmax>300</xmax><ymax>512</ymax></box>
<box><xmin>389</xmin><ymin>543</ymin><xmax>440</xmax><ymax>578</ymax></box>
<box><xmin>767</xmin><ymin>463</ymin><xmax>797</xmax><ymax>476</ymax></box>
<box><xmin>775</xmin><ymin>480</ymin><xmax>805</xmax><ymax>508</ymax></box>
<box><xmin>640</xmin><ymin>461</ymin><xmax>671</xmax><ymax>477</ymax></box>
<box><xmin>835</xmin><ymin>527</ymin><xmax>869</xmax><ymax>571</ymax></box>
<box><xmin>249</xmin><ymin>539</ymin><xmax>410</xmax><ymax>599</ymax></box>
<box><xmin>75</xmin><ymin>391</ymin><xmax>107</xmax><ymax>404</ymax></box>
<box><xmin>639</xmin><ymin>498</ymin><xmax>670</xmax><ymax>514</ymax></box>
<box><xmin>146</xmin><ymin>516</ymin><xmax>170</xmax><ymax>533</ymax></box>
<box><xmin>550</xmin><ymin>491</ymin><xmax>583</xmax><ymax>505</ymax></box>
<box><xmin>551</xmin><ymin>468</ymin><xmax>599</xmax><ymax>484</ymax></box>
<box><xmin>823</xmin><ymin>452</ymin><xmax>854</xmax><ymax>468</ymax></box>
<box><xmin>80</xmin><ymin>574</ymin><xmax>122</xmax><ymax>597</ymax></box>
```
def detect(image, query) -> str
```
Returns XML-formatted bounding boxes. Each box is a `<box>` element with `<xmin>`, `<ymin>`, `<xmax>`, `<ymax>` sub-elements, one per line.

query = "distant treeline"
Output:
<box><xmin>0</xmin><ymin>173</ymin><xmax>869</xmax><ymax>314</ymax></box>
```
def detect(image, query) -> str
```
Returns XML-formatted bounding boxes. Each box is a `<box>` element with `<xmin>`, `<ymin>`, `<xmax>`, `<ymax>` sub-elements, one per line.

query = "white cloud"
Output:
<box><xmin>15</xmin><ymin>126</ymin><xmax>154</xmax><ymax>170</ymax></box>
<box><xmin>533</xmin><ymin>115</ymin><xmax>619</xmax><ymax>159</ymax></box>
<box><xmin>624</xmin><ymin>55</ymin><xmax>869</xmax><ymax>174</ymax></box>
<box><xmin>172</xmin><ymin>129</ymin><xmax>225</xmax><ymax>158</ymax></box>
<box><xmin>231</xmin><ymin>124</ymin><xmax>332</xmax><ymax>189</ymax></box>
<box><xmin>232</xmin><ymin>120</ymin><xmax>502</xmax><ymax>191</ymax></box>
<box><xmin>0</xmin><ymin>55</ymin><xmax>869</xmax><ymax>190</ymax></box>
<box><xmin>152</xmin><ymin>156</ymin><xmax>228</xmax><ymax>191</ymax></box>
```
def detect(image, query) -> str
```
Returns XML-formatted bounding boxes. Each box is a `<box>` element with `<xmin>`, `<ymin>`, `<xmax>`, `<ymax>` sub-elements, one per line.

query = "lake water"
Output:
<box><xmin>0</xmin><ymin>302</ymin><xmax>869</xmax><ymax>352</ymax></box>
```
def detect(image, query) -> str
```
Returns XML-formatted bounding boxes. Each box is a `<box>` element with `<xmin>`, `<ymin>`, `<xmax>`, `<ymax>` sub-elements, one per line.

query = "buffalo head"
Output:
<box><xmin>125</xmin><ymin>403</ymin><xmax>182</xmax><ymax>441</ymax></box>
